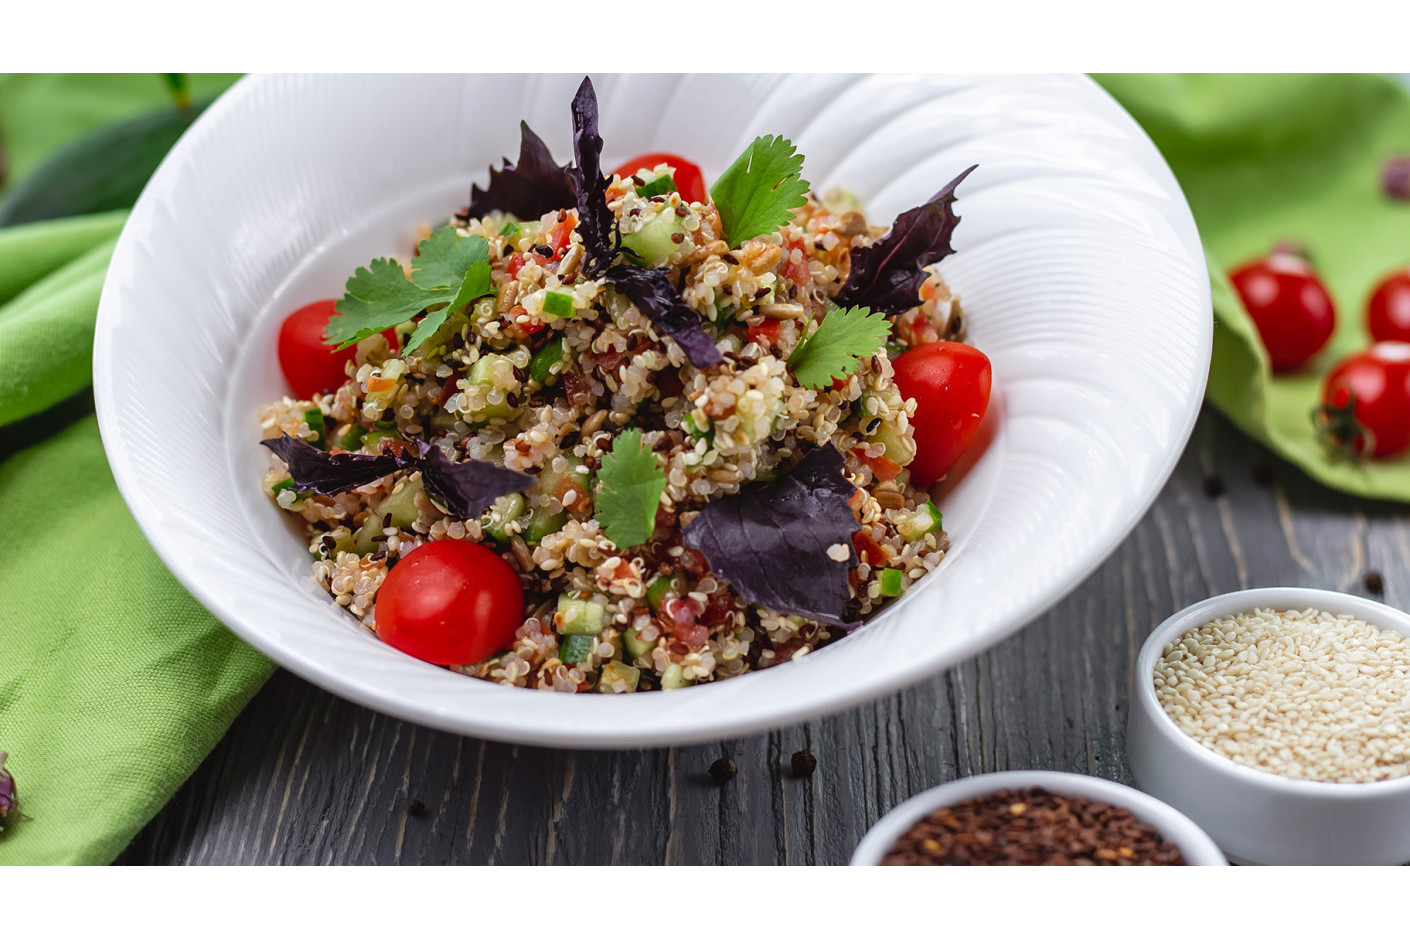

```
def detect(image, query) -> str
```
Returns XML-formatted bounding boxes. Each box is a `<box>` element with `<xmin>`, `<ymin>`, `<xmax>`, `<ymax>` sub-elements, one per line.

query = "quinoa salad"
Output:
<box><xmin>257</xmin><ymin>78</ymin><xmax>990</xmax><ymax>694</ymax></box>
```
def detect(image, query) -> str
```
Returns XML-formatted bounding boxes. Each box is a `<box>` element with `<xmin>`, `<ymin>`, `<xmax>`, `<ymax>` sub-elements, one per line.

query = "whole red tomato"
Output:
<box><xmin>1316</xmin><ymin>342</ymin><xmax>1410</xmax><ymax>458</ymax></box>
<box><xmin>278</xmin><ymin>300</ymin><xmax>397</xmax><ymax>399</ymax></box>
<box><xmin>611</xmin><ymin>152</ymin><xmax>708</xmax><ymax>205</ymax></box>
<box><xmin>892</xmin><ymin>341</ymin><xmax>993</xmax><ymax>487</ymax></box>
<box><xmin>1229</xmin><ymin>252</ymin><xmax>1336</xmax><ymax>372</ymax></box>
<box><xmin>375</xmin><ymin>541</ymin><xmax>524</xmax><ymax>666</ymax></box>
<box><xmin>1368</xmin><ymin>268</ymin><xmax>1410</xmax><ymax>343</ymax></box>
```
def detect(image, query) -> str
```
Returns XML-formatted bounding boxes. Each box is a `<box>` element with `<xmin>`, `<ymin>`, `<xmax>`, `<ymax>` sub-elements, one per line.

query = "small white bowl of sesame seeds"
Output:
<box><xmin>1128</xmin><ymin>587</ymin><xmax>1410</xmax><ymax>865</ymax></box>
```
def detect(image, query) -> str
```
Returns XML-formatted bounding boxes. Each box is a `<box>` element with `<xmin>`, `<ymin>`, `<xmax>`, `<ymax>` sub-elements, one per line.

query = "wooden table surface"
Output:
<box><xmin>112</xmin><ymin>405</ymin><xmax>1407</xmax><ymax>865</ymax></box>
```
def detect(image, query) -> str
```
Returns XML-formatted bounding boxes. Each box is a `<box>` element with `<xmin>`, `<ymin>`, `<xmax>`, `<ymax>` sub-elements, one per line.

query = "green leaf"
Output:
<box><xmin>594</xmin><ymin>428</ymin><xmax>667</xmax><ymax>549</ymax></box>
<box><xmin>709</xmin><ymin>135</ymin><xmax>810</xmax><ymax>248</ymax></box>
<box><xmin>787</xmin><ymin>305</ymin><xmax>890</xmax><ymax>389</ymax></box>
<box><xmin>327</xmin><ymin>257</ymin><xmax>433</xmax><ymax>349</ymax></box>
<box><xmin>325</xmin><ymin>229</ymin><xmax>493</xmax><ymax>352</ymax></box>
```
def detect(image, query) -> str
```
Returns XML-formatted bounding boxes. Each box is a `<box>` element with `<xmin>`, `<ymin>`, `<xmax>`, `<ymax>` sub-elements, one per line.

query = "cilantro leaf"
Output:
<box><xmin>325</xmin><ymin>229</ymin><xmax>494</xmax><ymax>353</ymax></box>
<box><xmin>833</xmin><ymin>165</ymin><xmax>976</xmax><ymax>315</ymax></box>
<box><xmin>594</xmin><ymin>428</ymin><xmax>666</xmax><ymax>549</ymax></box>
<box><xmin>787</xmin><ymin>305</ymin><xmax>890</xmax><ymax>389</ymax></box>
<box><xmin>709</xmin><ymin>135</ymin><xmax>810</xmax><ymax>248</ymax></box>
<box><xmin>326</xmin><ymin>257</ymin><xmax>432</xmax><ymax>350</ymax></box>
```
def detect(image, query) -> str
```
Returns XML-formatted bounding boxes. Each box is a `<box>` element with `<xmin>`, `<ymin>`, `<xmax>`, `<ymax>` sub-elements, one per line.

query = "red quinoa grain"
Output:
<box><xmin>880</xmin><ymin>787</ymin><xmax>1185</xmax><ymax>866</ymax></box>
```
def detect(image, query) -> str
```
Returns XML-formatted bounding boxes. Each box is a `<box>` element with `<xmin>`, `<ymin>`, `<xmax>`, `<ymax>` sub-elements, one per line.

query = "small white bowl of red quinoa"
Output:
<box><xmin>850</xmin><ymin>771</ymin><xmax>1226</xmax><ymax>866</ymax></box>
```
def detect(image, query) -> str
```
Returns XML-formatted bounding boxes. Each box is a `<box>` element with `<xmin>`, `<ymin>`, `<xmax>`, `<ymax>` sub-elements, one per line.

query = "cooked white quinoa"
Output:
<box><xmin>1154</xmin><ymin>607</ymin><xmax>1410</xmax><ymax>783</ymax></box>
<box><xmin>259</xmin><ymin>177</ymin><xmax>967</xmax><ymax>693</ymax></box>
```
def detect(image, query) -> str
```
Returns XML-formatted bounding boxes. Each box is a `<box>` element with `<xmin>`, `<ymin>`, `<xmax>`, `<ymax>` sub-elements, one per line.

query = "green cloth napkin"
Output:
<box><xmin>1094</xmin><ymin>74</ymin><xmax>1410</xmax><ymax>502</ymax></box>
<box><xmin>0</xmin><ymin>75</ymin><xmax>269</xmax><ymax>866</ymax></box>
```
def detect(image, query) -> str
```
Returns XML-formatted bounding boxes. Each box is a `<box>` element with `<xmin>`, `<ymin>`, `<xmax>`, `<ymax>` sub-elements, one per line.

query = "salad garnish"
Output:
<box><xmin>593</xmin><ymin>428</ymin><xmax>668</xmax><ymax>549</ymax></box>
<box><xmin>567</xmin><ymin>77</ymin><xmax>618</xmax><ymax>278</ymax></box>
<box><xmin>787</xmin><ymin>304</ymin><xmax>890</xmax><ymax>389</ymax></box>
<box><xmin>325</xmin><ymin>227</ymin><xmax>493</xmax><ymax>352</ymax></box>
<box><xmin>834</xmin><ymin>164</ymin><xmax>977</xmax><ymax>314</ymax></box>
<box><xmin>262</xmin><ymin>433</ymin><xmax>533</xmax><ymax>517</ymax></box>
<box><xmin>465</xmin><ymin>121</ymin><xmax>576</xmax><ymax>221</ymax></box>
<box><xmin>601</xmin><ymin>265</ymin><xmax>723</xmax><ymax>369</ymax></box>
<box><xmin>682</xmin><ymin>444</ymin><xmax>860</xmax><ymax>626</ymax></box>
<box><xmin>709</xmin><ymin>134</ymin><xmax>811</xmax><ymax>248</ymax></box>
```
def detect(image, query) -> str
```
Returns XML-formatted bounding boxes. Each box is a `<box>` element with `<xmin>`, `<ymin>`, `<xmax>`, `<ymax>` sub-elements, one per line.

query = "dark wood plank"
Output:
<box><xmin>114</xmin><ymin>406</ymin><xmax>1409</xmax><ymax>865</ymax></box>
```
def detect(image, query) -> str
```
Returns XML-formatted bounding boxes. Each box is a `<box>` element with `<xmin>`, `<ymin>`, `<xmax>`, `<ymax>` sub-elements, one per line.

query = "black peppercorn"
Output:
<box><xmin>790</xmin><ymin>750</ymin><xmax>817</xmax><ymax>778</ymax></box>
<box><xmin>709</xmin><ymin>757</ymin><xmax>737</xmax><ymax>785</ymax></box>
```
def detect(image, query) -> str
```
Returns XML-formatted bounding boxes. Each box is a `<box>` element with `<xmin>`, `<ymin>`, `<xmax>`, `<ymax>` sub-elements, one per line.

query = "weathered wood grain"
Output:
<box><xmin>114</xmin><ymin>406</ymin><xmax>1408</xmax><ymax>865</ymax></box>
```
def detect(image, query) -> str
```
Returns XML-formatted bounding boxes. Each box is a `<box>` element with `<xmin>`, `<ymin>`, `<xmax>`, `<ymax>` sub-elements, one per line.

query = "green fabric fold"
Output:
<box><xmin>1094</xmin><ymin>73</ymin><xmax>1410</xmax><ymax>502</ymax></box>
<box><xmin>0</xmin><ymin>71</ymin><xmax>269</xmax><ymax>866</ymax></box>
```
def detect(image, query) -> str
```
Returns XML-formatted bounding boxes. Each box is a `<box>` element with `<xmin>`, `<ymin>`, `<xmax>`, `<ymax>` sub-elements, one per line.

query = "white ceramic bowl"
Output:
<box><xmin>850</xmin><ymin>770</ymin><xmax>1226</xmax><ymax>865</ymax></box>
<box><xmin>1128</xmin><ymin>587</ymin><xmax>1410</xmax><ymax>865</ymax></box>
<box><xmin>94</xmin><ymin>74</ymin><xmax>1211</xmax><ymax>748</ymax></box>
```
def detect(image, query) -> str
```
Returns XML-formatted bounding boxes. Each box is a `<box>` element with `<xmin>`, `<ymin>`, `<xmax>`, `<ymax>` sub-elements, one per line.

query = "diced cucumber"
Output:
<box><xmin>542</xmin><ymin>290</ymin><xmax>575</xmax><ymax>318</ymax></box>
<box><xmin>885</xmin><ymin>338</ymin><xmax>908</xmax><ymax>360</ymax></box>
<box><xmin>634</xmin><ymin>171</ymin><xmax>676</xmax><ymax>199</ymax></box>
<box><xmin>869</xmin><ymin>421</ymin><xmax>916</xmax><ymax>467</ymax></box>
<box><xmin>660</xmin><ymin>664</ymin><xmax>692</xmax><ymax>690</ymax></box>
<box><xmin>621</xmin><ymin>209</ymin><xmax>689</xmax><ymax>267</ymax></box>
<box><xmin>340</xmin><ymin>425</ymin><xmax>367</xmax><ymax>451</ymax></box>
<box><xmin>529</xmin><ymin>338</ymin><xmax>570</xmax><ymax>386</ymax></box>
<box><xmin>521</xmin><ymin>504</ymin><xmax>567</xmax><ymax>545</ymax></box>
<box><xmin>375</xmin><ymin>476</ymin><xmax>424</xmax><ymax>529</ymax></box>
<box><xmin>623</xmin><ymin>626</ymin><xmax>655</xmax><ymax>659</ymax></box>
<box><xmin>304</xmin><ymin>409</ymin><xmax>326</xmax><ymax>447</ymax></box>
<box><xmin>480</xmin><ymin>492</ymin><xmax>526</xmax><ymax>542</ymax></box>
<box><xmin>597</xmin><ymin>661</ymin><xmax>640</xmax><ymax>693</ymax></box>
<box><xmin>559</xmin><ymin>634</ymin><xmax>595</xmax><ymax>664</ymax></box>
<box><xmin>353</xmin><ymin>520</ymin><xmax>380</xmax><ymax>555</ymax></box>
<box><xmin>898</xmin><ymin>501</ymin><xmax>943</xmax><ymax>541</ymax></box>
<box><xmin>878</xmin><ymin>568</ymin><xmax>904</xmax><ymax>597</ymax></box>
<box><xmin>557</xmin><ymin>594</ymin><xmax>606</xmax><ymax>636</ymax></box>
<box><xmin>362</xmin><ymin>429</ymin><xmax>400</xmax><ymax>452</ymax></box>
<box><xmin>461</xmin><ymin>353</ymin><xmax>517</xmax><ymax>422</ymax></box>
<box><xmin>539</xmin><ymin>463</ymin><xmax>592</xmax><ymax>507</ymax></box>
<box><xmin>644</xmin><ymin>575</ymin><xmax>675</xmax><ymax>613</ymax></box>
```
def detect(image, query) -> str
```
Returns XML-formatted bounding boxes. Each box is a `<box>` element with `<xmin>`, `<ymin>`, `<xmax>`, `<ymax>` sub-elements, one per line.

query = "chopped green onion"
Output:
<box><xmin>374</xmin><ymin>418</ymin><xmax>397</xmax><ymax>431</ymax></box>
<box><xmin>271</xmin><ymin>478</ymin><xmax>302</xmax><ymax>501</ymax></box>
<box><xmin>542</xmin><ymin>290</ymin><xmax>575</xmax><ymax>318</ymax></box>
<box><xmin>560</xmin><ymin>634</ymin><xmax>595</xmax><ymax>664</ymax></box>
<box><xmin>644</xmin><ymin>575</ymin><xmax>674</xmax><ymax>612</ymax></box>
<box><xmin>635</xmin><ymin>173</ymin><xmax>676</xmax><ymax>199</ymax></box>
<box><xmin>499</xmin><ymin>219</ymin><xmax>520</xmax><ymax>238</ymax></box>
<box><xmin>303</xmin><ymin>409</ymin><xmax>326</xmax><ymax>447</ymax></box>
<box><xmin>879</xmin><ymin>568</ymin><xmax>904</xmax><ymax>597</ymax></box>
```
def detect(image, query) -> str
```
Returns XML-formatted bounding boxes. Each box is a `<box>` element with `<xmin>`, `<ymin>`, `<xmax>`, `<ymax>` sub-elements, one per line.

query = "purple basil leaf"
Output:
<box><xmin>604</xmin><ymin>266</ymin><xmax>723</xmax><ymax>370</ymax></box>
<box><xmin>0</xmin><ymin>750</ymin><xmax>16</xmax><ymax>822</ymax></box>
<box><xmin>466</xmin><ymin>120</ymin><xmax>576</xmax><ymax>221</ymax></box>
<box><xmin>402</xmin><ymin>437</ymin><xmax>535</xmax><ymax>519</ymax></box>
<box><xmin>682</xmin><ymin>444</ymin><xmax>859</xmax><ymax>626</ymax></box>
<box><xmin>567</xmin><ymin>77</ymin><xmax>619</xmax><ymax>277</ymax></box>
<box><xmin>261</xmin><ymin>434</ymin><xmax>398</xmax><ymax>496</ymax></box>
<box><xmin>833</xmin><ymin>164</ymin><xmax>977</xmax><ymax>315</ymax></box>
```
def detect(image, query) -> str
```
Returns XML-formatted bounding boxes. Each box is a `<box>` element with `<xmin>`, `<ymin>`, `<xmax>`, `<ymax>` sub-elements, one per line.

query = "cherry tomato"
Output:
<box><xmin>278</xmin><ymin>300</ymin><xmax>397</xmax><ymax>400</ymax></box>
<box><xmin>611</xmin><ymin>152</ymin><xmax>708</xmax><ymax>205</ymax></box>
<box><xmin>1316</xmin><ymin>342</ymin><xmax>1410</xmax><ymax>458</ymax></box>
<box><xmin>374</xmin><ymin>541</ymin><xmax>525</xmax><ymax>666</ymax></box>
<box><xmin>1229</xmin><ymin>252</ymin><xmax>1336</xmax><ymax>372</ymax></box>
<box><xmin>892</xmin><ymin>341</ymin><xmax>993</xmax><ymax>487</ymax></box>
<box><xmin>1368</xmin><ymin>268</ymin><xmax>1410</xmax><ymax>343</ymax></box>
